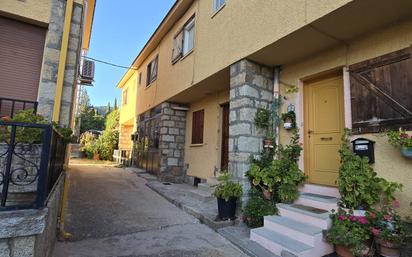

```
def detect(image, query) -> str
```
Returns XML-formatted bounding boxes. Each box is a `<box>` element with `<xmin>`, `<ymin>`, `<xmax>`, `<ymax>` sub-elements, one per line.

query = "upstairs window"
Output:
<box><xmin>172</xmin><ymin>16</ymin><xmax>195</xmax><ymax>64</ymax></box>
<box><xmin>122</xmin><ymin>88</ymin><xmax>128</xmax><ymax>106</ymax></box>
<box><xmin>213</xmin><ymin>0</ymin><xmax>225</xmax><ymax>12</ymax></box>
<box><xmin>183</xmin><ymin>17</ymin><xmax>195</xmax><ymax>55</ymax></box>
<box><xmin>146</xmin><ymin>56</ymin><xmax>158</xmax><ymax>86</ymax></box>
<box><xmin>191</xmin><ymin>109</ymin><xmax>204</xmax><ymax>144</ymax></box>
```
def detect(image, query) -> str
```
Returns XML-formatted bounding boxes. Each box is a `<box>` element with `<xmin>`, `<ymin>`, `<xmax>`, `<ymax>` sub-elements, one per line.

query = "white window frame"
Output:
<box><xmin>182</xmin><ymin>17</ymin><xmax>195</xmax><ymax>56</ymax></box>
<box><xmin>213</xmin><ymin>0</ymin><xmax>225</xmax><ymax>12</ymax></box>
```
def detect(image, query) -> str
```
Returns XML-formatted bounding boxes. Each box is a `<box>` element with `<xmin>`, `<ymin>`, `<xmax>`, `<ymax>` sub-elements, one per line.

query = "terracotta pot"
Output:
<box><xmin>263</xmin><ymin>189</ymin><xmax>271</xmax><ymax>200</ymax></box>
<box><xmin>400</xmin><ymin>146</ymin><xmax>412</xmax><ymax>159</ymax></box>
<box><xmin>335</xmin><ymin>245</ymin><xmax>355</xmax><ymax>257</ymax></box>
<box><xmin>263</xmin><ymin>139</ymin><xmax>273</xmax><ymax>146</ymax></box>
<box><xmin>93</xmin><ymin>153</ymin><xmax>100</xmax><ymax>160</ymax></box>
<box><xmin>375</xmin><ymin>237</ymin><xmax>401</xmax><ymax>257</ymax></box>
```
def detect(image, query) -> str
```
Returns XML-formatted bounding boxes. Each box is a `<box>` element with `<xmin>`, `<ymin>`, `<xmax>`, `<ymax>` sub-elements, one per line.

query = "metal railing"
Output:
<box><xmin>0</xmin><ymin>121</ymin><xmax>67</xmax><ymax>211</ymax></box>
<box><xmin>0</xmin><ymin>97</ymin><xmax>38</xmax><ymax>118</ymax></box>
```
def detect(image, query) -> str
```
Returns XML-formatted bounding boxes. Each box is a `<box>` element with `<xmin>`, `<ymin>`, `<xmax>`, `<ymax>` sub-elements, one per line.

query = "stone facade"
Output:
<box><xmin>158</xmin><ymin>102</ymin><xmax>188</xmax><ymax>183</ymax></box>
<box><xmin>37</xmin><ymin>0</ymin><xmax>83</xmax><ymax>126</ymax></box>
<box><xmin>0</xmin><ymin>173</ymin><xmax>65</xmax><ymax>257</ymax></box>
<box><xmin>229</xmin><ymin>59</ymin><xmax>274</xmax><ymax>201</ymax></box>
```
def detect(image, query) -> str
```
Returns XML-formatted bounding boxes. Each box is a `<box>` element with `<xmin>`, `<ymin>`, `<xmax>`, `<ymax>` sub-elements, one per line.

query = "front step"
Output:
<box><xmin>186</xmin><ymin>189</ymin><xmax>214</xmax><ymax>202</ymax></box>
<box><xmin>295</xmin><ymin>192</ymin><xmax>338</xmax><ymax>211</ymax></box>
<box><xmin>278</xmin><ymin>203</ymin><xmax>331</xmax><ymax>229</ymax></box>
<box><xmin>251</xmin><ymin>228</ymin><xmax>312</xmax><ymax>257</ymax></box>
<box><xmin>299</xmin><ymin>184</ymin><xmax>340</xmax><ymax>198</ymax></box>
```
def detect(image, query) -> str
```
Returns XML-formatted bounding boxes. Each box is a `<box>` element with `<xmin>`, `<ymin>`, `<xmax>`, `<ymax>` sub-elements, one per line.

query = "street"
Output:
<box><xmin>53</xmin><ymin>164</ymin><xmax>248</xmax><ymax>257</ymax></box>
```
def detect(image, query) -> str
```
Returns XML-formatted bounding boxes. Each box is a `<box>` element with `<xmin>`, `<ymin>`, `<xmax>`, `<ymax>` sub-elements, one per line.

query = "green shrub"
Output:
<box><xmin>213</xmin><ymin>172</ymin><xmax>243</xmax><ymax>201</ymax></box>
<box><xmin>243</xmin><ymin>187</ymin><xmax>278</xmax><ymax>228</ymax></box>
<box><xmin>80</xmin><ymin>132</ymin><xmax>97</xmax><ymax>159</ymax></box>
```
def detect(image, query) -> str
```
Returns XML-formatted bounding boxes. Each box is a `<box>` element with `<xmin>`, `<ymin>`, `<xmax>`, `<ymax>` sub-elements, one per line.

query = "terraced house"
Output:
<box><xmin>117</xmin><ymin>0</ymin><xmax>412</xmax><ymax>256</ymax></box>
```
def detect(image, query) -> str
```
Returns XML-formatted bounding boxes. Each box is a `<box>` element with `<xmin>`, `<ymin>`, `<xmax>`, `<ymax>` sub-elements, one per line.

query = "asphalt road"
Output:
<box><xmin>53</xmin><ymin>164</ymin><xmax>248</xmax><ymax>257</ymax></box>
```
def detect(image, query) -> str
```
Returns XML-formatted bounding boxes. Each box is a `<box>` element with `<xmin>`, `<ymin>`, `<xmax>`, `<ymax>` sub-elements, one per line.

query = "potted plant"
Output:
<box><xmin>213</xmin><ymin>172</ymin><xmax>243</xmax><ymax>220</ymax></box>
<box><xmin>254</xmin><ymin>108</ymin><xmax>270</xmax><ymax>129</ymax></box>
<box><xmin>338</xmin><ymin>129</ymin><xmax>383</xmax><ymax>214</ymax></box>
<box><xmin>326</xmin><ymin>208</ymin><xmax>373</xmax><ymax>257</ymax></box>
<box><xmin>243</xmin><ymin>187</ymin><xmax>278</xmax><ymax>228</ymax></box>
<box><xmin>281</xmin><ymin>111</ymin><xmax>296</xmax><ymax>130</ymax></box>
<box><xmin>387</xmin><ymin>129</ymin><xmax>412</xmax><ymax>159</ymax></box>
<box><xmin>368</xmin><ymin>207</ymin><xmax>407</xmax><ymax>257</ymax></box>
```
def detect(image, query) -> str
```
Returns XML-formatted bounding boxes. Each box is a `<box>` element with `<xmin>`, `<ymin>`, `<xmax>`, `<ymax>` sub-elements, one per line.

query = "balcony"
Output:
<box><xmin>0</xmin><ymin>97</ymin><xmax>38</xmax><ymax>118</ymax></box>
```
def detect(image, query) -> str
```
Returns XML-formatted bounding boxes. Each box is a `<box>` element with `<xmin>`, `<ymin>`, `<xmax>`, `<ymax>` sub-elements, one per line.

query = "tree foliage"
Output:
<box><xmin>79</xmin><ymin>105</ymin><xmax>105</xmax><ymax>133</ymax></box>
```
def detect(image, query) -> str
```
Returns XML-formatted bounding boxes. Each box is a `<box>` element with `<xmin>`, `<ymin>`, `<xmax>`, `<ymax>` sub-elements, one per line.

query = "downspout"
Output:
<box><xmin>52</xmin><ymin>0</ymin><xmax>74</xmax><ymax>123</ymax></box>
<box><xmin>273</xmin><ymin>66</ymin><xmax>281</xmax><ymax>148</ymax></box>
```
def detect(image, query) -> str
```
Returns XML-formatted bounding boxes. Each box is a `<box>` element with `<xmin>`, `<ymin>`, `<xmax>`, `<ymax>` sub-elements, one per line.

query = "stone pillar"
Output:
<box><xmin>37</xmin><ymin>0</ymin><xmax>83</xmax><ymax>127</ymax></box>
<box><xmin>229</xmin><ymin>59</ymin><xmax>274</xmax><ymax>202</ymax></box>
<box><xmin>158</xmin><ymin>102</ymin><xmax>187</xmax><ymax>183</ymax></box>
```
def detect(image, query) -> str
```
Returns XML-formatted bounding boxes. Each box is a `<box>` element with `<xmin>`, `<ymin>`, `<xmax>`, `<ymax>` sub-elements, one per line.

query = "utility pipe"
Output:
<box><xmin>273</xmin><ymin>66</ymin><xmax>281</xmax><ymax>148</ymax></box>
<box><xmin>52</xmin><ymin>0</ymin><xmax>74</xmax><ymax>123</ymax></box>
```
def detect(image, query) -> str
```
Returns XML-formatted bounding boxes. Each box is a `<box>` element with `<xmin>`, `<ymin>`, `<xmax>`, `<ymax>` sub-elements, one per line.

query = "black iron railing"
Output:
<box><xmin>0</xmin><ymin>97</ymin><xmax>38</xmax><ymax>118</ymax></box>
<box><xmin>0</xmin><ymin>121</ymin><xmax>67</xmax><ymax>211</ymax></box>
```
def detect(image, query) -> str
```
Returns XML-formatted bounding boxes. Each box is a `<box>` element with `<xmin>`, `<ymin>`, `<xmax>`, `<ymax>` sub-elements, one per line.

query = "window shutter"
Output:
<box><xmin>191</xmin><ymin>110</ymin><xmax>204</xmax><ymax>144</ymax></box>
<box><xmin>349</xmin><ymin>47</ymin><xmax>412</xmax><ymax>134</ymax></box>
<box><xmin>172</xmin><ymin>30</ymin><xmax>183</xmax><ymax>64</ymax></box>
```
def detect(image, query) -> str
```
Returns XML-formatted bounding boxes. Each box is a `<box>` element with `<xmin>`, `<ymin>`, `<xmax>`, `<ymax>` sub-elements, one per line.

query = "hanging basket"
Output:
<box><xmin>400</xmin><ymin>146</ymin><xmax>412</xmax><ymax>159</ymax></box>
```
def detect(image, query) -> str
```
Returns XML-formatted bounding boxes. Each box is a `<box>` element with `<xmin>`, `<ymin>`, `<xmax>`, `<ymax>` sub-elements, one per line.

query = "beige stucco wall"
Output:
<box><xmin>133</xmin><ymin>0</ymin><xmax>353</xmax><ymax>116</ymax></box>
<box><xmin>279</xmin><ymin>17</ymin><xmax>412</xmax><ymax>217</ymax></box>
<box><xmin>119</xmin><ymin>72</ymin><xmax>138</xmax><ymax>126</ymax></box>
<box><xmin>184</xmin><ymin>90</ymin><xmax>229</xmax><ymax>179</ymax></box>
<box><xmin>0</xmin><ymin>0</ymin><xmax>52</xmax><ymax>25</ymax></box>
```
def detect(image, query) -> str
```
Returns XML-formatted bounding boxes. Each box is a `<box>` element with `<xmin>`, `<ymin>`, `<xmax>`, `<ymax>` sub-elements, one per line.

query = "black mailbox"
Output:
<box><xmin>351</xmin><ymin>138</ymin><xmax>375</xmax><ymax>163</ymax></box>
<box><xmin>131</xmin><ymin>133</ymin><xmax>139</xmax><ymax>141</ymax></box>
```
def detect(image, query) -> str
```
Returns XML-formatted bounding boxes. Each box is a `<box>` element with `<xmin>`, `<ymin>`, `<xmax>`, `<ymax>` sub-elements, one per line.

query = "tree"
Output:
<box><xmin>114</xmin><ymin>98</ymin><xmax>118</xmax><ymax>110</ymax></box>
<box><xmin>79</xmin><ymin>105</ymin><xmax>105</xmax><ymax>133</ymax></box>
<box><xmin>96</xmin><ymin>109</ymin><xmax>120</xmax><ymax>160</ymax></box>
<box><xmin>106</xmin><ymin>102</ymin><xmax>111</xmax><ymax>115</ymax></box>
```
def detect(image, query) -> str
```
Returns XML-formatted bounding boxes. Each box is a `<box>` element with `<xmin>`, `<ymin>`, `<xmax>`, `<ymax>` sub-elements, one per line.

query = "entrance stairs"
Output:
<box><xmin>250</xmin><ymin>184</ymin><xmax>339</xmax><ymax>257</ymax></box>
<box><xmin>186</xmin><ymin>177</ymin><xmax>218</xmax><ymax>202</ymax></box>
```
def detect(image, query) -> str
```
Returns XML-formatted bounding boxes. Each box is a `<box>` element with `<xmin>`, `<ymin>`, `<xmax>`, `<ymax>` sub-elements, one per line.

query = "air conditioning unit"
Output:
<box><xmin>80</xmin><ymin>60</ymin><xmax>95</xmax><ymax>83</ymax></box>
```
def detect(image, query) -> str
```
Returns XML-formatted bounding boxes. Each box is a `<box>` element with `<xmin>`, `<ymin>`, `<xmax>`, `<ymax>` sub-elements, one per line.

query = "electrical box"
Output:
<box><xmin>351</xmin><ymin>138</ymin><xmax>375</xmax><ymax>163</ymax></box>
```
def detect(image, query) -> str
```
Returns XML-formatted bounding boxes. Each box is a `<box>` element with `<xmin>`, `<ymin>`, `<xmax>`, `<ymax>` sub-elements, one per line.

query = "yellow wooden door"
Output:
<box><xmin>304</xmin><ymin>75</ymin><xmax>344</xmax><ymax>186</ymax></box>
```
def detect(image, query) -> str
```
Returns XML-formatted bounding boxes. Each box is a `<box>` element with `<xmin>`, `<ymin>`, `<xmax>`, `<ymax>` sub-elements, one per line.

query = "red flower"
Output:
<box><xmin>357</xmin><ymin>216</ymin><xmax>369</xmax><ymax>225</ymax></box>
<box><xmin>383</xmin><ymin>215</ymin><xmax>392</xmax><ymax>221</ymax></box>
<box><xmin>400</xmin><ymin>133</ymin><xmax>409</xmax><ymax>139</ymax></box>
<box><xmin>338</xmin><ymin>215</ymin><xmax>346</xmax><ymax>221</ymax></box>
<box><xmin>371</xmin><ymin>228</ymin><xmax>381</xmax><ymax>236</ymax></box>
<box><xmin>392</xmin><ymin>199</ymin><xmax>400</xmax><ymax>209</ymax></box>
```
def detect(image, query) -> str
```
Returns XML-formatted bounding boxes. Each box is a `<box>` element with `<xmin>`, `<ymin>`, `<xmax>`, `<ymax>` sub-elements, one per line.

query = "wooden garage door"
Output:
<box><xmin>0</xmin><ymin>16</ymin><xmax>46</xmax><ymax>102</ymax></box>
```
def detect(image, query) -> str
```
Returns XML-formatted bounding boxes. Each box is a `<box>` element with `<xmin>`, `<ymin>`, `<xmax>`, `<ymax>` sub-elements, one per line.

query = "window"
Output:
<box><xmin>183</xmin><ymin>17</ymin><xmax>195</xmax><ymax>55</ymax></box>
<box><xmin>122</xmin><ymin>89</ymin><xmax>128</xmax><ymax>105</ymax></box>
<box><xmin>191</xmin><ymin>109</ymin><xmax>204</xmax><ymax>144</ymax></box>
<box><xmin>213</xmin><ymin>0</ymin><xmax>225</xmax><ymax>12</ymax></box>
<box><xmin>146</xmin><ymin>56</ymin><xmax>158</xmax><ymax>86</ymax></box>
<box><xmin>138</xmin><ymin>72</ymin><xmax>142</xmax><ymax>85</ymax></box>
<box><xmin>172</xmin><ymin>16</ymin><xmax>195</xmax><ymax>63</ymax></box>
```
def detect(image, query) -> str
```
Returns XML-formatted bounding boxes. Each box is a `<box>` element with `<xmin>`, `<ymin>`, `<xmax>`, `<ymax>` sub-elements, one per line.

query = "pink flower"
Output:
<box><xmin>372</xmin><ymin>228</ymin><xmax>381</xmax><ymax>236</ymax></box>
<box><xmin>392</xmin><ymin>199</ymin><xmax>400</xmax><ymax>209</ymax></box>
<box><xmin>357</xmin><ymin>217</ymin><xmax>369</xmax><ymax>225</ymax></box>
<box><xmin>383</xmin><ymin>215</ymin><xmax>392</xmax><ymax>221</ymax></box>
<box><xmin>349</xmin><ymin>215</ymin><xmax>357</xmax><ymax>222</ymax></box>
<box><xmin>400</xmin><ymin>133</ymin><xmax>409</xmax><ymax>139</ymax></box>
<box><xmin>338</xmin><ymin>215</ymin><xmax>346</xmax><ymax>221</ymax></box>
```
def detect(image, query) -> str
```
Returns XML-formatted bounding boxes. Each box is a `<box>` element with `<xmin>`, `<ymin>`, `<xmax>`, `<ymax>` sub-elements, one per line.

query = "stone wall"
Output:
<box><xmin>0</xmin><ymin>173</ymin><xmax>65</xmax><ymax>257</ymax></box>
<box><xmin>158</xmin><ymin>102</ymin><xmax>188</xmax><ymax>183</ymax></box>
<box><xmin>37</xmin><ymin>0</ymin><xmax>83</xmax><ymax>127</ymax></box>
<box><xmin>229</xmin><ymin>59</ymin><xmax>274</xmax><ymax>201</ymax></box>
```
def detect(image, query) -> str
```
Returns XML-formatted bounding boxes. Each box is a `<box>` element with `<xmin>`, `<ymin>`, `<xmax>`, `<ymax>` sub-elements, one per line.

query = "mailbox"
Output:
<box><xmin>351</xmin><ymin>138</ymin><xmax>375</xmax><ymax>163</ymax></box>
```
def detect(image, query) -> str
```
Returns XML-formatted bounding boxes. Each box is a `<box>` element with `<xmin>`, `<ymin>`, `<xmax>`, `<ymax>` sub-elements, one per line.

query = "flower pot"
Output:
<box><xmin>400</xmin><ymin>146</ymin><xmax>412</xmax><ymax>159</ymax></box>
<box><xmin>375</xmin><ymin>237</ymin><xmax>401</xmax><ymax>257</ymax></box>
<box><xmin>263</xmin><ymin>189</ymin><xmax>271</xmax><ymax>200</ymax></box>
<box><xmin>217</xmin><ymin>197</ymin><xmax>237</xmax><ymax>220</ymax></box>
<box><xmin>353</xmin><ymin>209</ymin><xmax>367</xmax><ymax>217</ymax></box>
<box><xmin>283</xmin><ymin>122</ymin><xmax>293</xmax><ymax>130</ymax></box>
<box><xmin>263</xmin><ymin>139</ymin><xmax>273</xmax><ymax>147</ymax></box>
<box><xmin>335</xmin><ymin>245</ymin><xmax>355</xmax><ymax>257</ymax></box>
<box><xmin>93</xmin><ymin>153</ymin><xmax>100</xmax><ymax>160</ymax></box>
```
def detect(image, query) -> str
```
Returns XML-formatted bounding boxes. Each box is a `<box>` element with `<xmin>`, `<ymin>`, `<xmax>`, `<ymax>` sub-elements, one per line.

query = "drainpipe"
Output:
<box><xmin>52</xmin><ymin>0</ymin><xmax>74</xmax><ymax>123</ymax></box>
<box><xmin>273</xmin><ymin>66</ymin><xmax>281</xmax><ymax>147</ymax></box>
<box><xmin>55</xmin><ymin>0</ymin><xmax>74</xmax><ymax>241</ymax></box>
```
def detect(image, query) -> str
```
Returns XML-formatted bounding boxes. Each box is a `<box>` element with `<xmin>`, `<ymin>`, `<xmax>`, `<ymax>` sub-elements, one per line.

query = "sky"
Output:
<box><xmin>85</xmin><ymin>0</ymin><xmax>175</xmax><ymax>107</ymax></box>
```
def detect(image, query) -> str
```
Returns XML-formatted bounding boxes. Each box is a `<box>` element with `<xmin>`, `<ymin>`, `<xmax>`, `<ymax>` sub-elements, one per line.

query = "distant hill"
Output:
<box><xmin>95</xmin><ymin>106</ymin><xmax>108</xmax><ymax>116</ymax></box>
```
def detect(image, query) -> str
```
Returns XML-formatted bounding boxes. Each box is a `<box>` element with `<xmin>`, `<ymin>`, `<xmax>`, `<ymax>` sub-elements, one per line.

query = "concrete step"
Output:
<box><xmin>277</xmin><ymin>203</ymin><xmax>331</xmax><ymax>229</ymax></box>
<box><xmin>207</xmin><ymin>177</ymin><xmax>219</xmax><ymax>185</ymax></box>
<box><xmin>295</xmin><ymin>192</ymin><xmax>339</xmax><ymax>211</ymax></box>
<box><xmin>186</xmin><ymin>189</ymin><xmax>214</xmax><ymax>203</ymax></box>
<box><xmin>197</xmin><ymin>183</ymin><xmax>214</xmax><ymax>194</ymax></box>
<box><xmin>250</xmin><ymin>227</ymin><xmax>312</xmax><ymax>257</ymax></box>
<box><xmin>299</xmin><ymin>184</ymin><xmax>340</xmax><ymax>198</ymax></box>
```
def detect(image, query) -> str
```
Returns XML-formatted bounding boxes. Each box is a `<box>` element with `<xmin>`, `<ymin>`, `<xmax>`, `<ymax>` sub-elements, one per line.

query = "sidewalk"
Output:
<box><xmin>127</xmin><ymin>167</ymin><xmax>278</xmax><ymax>257</ymax></box>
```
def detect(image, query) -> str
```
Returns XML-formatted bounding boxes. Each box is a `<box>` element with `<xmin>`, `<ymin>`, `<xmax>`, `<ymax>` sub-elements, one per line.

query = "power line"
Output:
<box><xmin>82</xmin><ymin>56</ymin><xmax>137</xmax><ymax>70</ymax></box>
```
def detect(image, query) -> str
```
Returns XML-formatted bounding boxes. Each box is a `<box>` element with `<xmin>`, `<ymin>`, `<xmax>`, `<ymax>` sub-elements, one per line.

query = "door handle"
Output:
<box><xmin>308</xmin><ymin>129</ymin><xmax>314</xmax><ymax>134</ymax></box>
<box><xmin>320</xmin><ymin>137</ymin><xmax>333</xmax><ymax>141</ymax></box>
